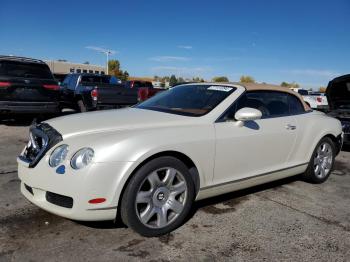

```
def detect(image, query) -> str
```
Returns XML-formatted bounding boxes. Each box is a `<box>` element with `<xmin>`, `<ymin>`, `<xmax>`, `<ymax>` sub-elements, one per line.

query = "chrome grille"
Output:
<box><xmin>19</xmin><ymin>123</ymin><xmax>62</xmax><ymax>168</ymax></box>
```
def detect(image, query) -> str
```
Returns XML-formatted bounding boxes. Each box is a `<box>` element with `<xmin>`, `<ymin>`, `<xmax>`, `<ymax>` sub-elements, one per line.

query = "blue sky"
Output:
<box><xmin>0</xmin><ymin>0</ymin><xmax>349</xmax><ymax>89</ymax></box>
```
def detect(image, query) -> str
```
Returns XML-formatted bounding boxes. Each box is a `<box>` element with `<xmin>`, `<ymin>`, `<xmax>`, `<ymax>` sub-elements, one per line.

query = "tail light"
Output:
<box><xmin>138</xmin><ymin>88</ymin><xmax>149</xmax><ymax>102</ymax></box>
<box><xmin>316</xmin><ymin>97</ymin><xmax>322</xmax><ymax>103</ymax></box>
<box><xmin>0</xmin><ymin>81</ymin><xmax>11</xmax><ymax>87</ymax></box>
<box><xmin>43</xmin><ymin>84</ymin><xmax>60</xmax><ymax>90</ymax></box>
<box><xmin>91</xmin><ymin>88</ymin><xmax>98</xmax><ymax>101</ymax></box>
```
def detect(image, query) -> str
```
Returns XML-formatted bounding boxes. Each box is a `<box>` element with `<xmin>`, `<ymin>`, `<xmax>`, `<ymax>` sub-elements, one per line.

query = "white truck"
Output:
<box><xmin>290</xmin><ymin>88</ymin><xmax>328</xmax><ymax>111</ymax></box>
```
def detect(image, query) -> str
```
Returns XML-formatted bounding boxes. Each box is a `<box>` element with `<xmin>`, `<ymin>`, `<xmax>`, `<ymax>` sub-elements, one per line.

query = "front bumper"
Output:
<box><xmin>0</xmin><ymin>101</ymin><xmax>59</xmax><ymax>114</ymax></box>
<box><xmin>18</xmin><ymin>157</ymin><xmax>134</xmax><ymax>221</ymax></box>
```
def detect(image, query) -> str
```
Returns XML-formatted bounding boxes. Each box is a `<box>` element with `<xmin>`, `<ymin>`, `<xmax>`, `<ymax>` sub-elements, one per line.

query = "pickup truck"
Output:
<box><xmin>124</xmin><ymin>80</ymin><xmax>164</xmax><ymax>102</ymax></box>
<box><xmin>60</xmin><ymin>74</ymin><xmax>163</xmax><ymax>112</ymax></box>
<box><xmin>290</xmin><ymin>88</ymin><xmax>328</xmax><ymax>111</ymax></box>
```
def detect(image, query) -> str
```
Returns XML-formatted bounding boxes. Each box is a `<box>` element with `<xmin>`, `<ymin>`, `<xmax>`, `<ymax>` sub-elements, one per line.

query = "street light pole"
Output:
<box><xmin>86</xmin><ymin>46</ymin><xmax>115</xmax><ymax>75</ymax></box>
<box><xmin>102</xmin><ymin>50</ymin><xmax>112</xmax><ymax>75</ymax></box>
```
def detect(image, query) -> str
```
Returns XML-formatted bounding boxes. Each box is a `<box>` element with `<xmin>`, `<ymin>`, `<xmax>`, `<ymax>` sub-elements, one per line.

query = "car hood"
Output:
<box><xmin>326</xmin><ymin>74</ymin><xmax>350</xmax><ymax>111</ymax></box>
<box><xmin>46</xmin><ymin>108</ymin><xmax>193</xmax><ymax>138</ymax></box>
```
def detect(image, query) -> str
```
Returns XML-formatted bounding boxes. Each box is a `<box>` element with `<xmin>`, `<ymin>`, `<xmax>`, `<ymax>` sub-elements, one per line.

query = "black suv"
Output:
<box><xmin>0</xmin><ymin>56</ymin><xmax>60</xmax><ymax>115</ymax></box>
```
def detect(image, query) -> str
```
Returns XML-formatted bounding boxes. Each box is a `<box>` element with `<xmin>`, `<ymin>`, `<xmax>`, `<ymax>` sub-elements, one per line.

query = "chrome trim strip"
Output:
<box><xmin>87</xmin><ymin>206</ymin><xmax>118</xmax><ymax>211</ymax></box>
<box><xmin>200</xmin><ymin>162</ymin><xmax>309</xmax><ymax>191</ymax></box>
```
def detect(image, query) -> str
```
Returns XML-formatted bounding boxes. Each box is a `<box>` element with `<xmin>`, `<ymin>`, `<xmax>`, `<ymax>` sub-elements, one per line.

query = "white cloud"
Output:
<box><xmin>177</xmin><ymin>45</ymin><xmax>193</xmax><ymax>49</ymax></box>
<box><xmin>149</xmin><ymin>56</ymin><xmax>190</xmax><ymax>62</ymax></box>
<box><xmin>283</xmin><ymin>69</ymin><xmax>340</xmax><ymax>78</ymax></box>
<box><xmin>85</xmin><ymin>46</ymin><xmax>117</xmax><ymax>55</ymax></box>
<box><xmin>203</xmin><ymin>57</ymin><xmax>239</xmax><ymax>62</ymax></box>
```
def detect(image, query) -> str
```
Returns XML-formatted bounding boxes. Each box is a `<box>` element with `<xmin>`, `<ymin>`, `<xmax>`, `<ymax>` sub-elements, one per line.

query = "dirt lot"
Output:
<box><xmin>0</xmin><ymin>116</ymin><xmax>349</xmax><ymax>262</ymax></box>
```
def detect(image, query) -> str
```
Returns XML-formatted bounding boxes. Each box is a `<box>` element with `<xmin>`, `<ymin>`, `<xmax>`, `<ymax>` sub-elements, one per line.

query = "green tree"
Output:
<box><xmin>169</xmin><ymin>75</ymin><xmax>178</xmax><ymax>86</ymax></box>
<box><xmin>280</xmin><ymin>81</ymin><xmax>299</xmax><ymax>88</ymax></box>
<box><xmin>240</xmin><ymin>75</ymin><xmax>255</xmax><ymax>83</ymax></box>
<box><xmin>108</xmin><ymin>59</ymin><xmax>129</xmax><ymax>81</ymax></box>
<box><xmin>319</xmin><ymin>87</ymin><xmax>326</xmax><ymax>93</ymax></box>
<box><xmin>120</xmin><ymin>71</ymin><xmax>129</xmax><ymax>81</ymax></box>
<box><xmin>108</xmin><ymin>59</ymin><xmax>121</xmax><ymax>73</ymax></box>
<box><xmin>213</xmin><ymin>76</ymin><xmax>229</xmax><ymax>82</ymax></box>
<box><xmin>83</xmin><ymin>61</ymin><xmax>90</xmax><ymax>64</ymax></box>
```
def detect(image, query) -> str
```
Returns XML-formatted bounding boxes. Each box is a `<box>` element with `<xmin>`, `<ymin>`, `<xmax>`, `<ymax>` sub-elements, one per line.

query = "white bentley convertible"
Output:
<box><xmin>18</xmin><ymin>83</ymin><xmax>343</xmax><ymax>236</ymax></box>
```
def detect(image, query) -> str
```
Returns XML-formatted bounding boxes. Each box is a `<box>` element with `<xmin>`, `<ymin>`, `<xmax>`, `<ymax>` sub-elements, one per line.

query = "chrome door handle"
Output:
<box><xmin>286</xmin><ymin>124</ymin><xmax>296</xmax><ymax>130</ymax></box>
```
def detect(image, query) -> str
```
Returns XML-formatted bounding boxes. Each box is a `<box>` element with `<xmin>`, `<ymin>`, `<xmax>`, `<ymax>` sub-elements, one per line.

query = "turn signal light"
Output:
<box><xmin>88</xmin><ymin>198</ymin><xmax>106</xmax><ymax>204</ymax></box>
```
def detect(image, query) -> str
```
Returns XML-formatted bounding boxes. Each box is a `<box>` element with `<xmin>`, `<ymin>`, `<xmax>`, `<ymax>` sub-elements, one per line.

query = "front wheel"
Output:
<box><xmin>120</xmin><ymin>156</ymin><xmax>195</xmax><ymax>237</ymax></box>
<box><xmin>302</xmin><ymin>137</ymin><xmax>336</xmax><ymax>183</ymax></box>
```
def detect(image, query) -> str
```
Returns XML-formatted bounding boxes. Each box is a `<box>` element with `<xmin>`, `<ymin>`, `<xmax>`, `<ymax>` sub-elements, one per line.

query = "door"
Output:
<box><xmin>213</xmin><ymin>91</ymin><xmax>298</xmax><ymax>185</ymax></box>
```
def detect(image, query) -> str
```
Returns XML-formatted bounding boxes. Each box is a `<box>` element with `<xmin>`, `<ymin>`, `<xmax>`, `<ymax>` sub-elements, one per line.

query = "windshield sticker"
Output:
<box><xmin>207</xmin><ymin>86</ymin><xmax>233</xmax><ymax>92</ymax></box>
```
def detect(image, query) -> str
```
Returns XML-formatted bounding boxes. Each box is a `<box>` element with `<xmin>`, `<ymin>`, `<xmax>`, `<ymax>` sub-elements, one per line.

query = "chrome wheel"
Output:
<box><xmin>135</xmin><ymin>167</ymin><xmax>188</xmax><ymax>229</ymax></box>
<box><xmin>313</xmin><ymin>142</ymin><xmax>333</xmax><ymax>179</ymax></box>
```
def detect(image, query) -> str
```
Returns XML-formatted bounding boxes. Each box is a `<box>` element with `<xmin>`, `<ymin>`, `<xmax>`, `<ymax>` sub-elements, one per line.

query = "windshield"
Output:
<box><xmin>81</xmin><ymin>75</ymin><xmax>114</xmax><ymax>85</ymax></box>
<box><xmin>0</xmin><ymin>61</ymin><xmax>53</xmax><ymax>79</ymax></box>
<box><xmin>136</xmin><ymin>84</ymin><xmax>236</xmax><ymax>116</ymax></box>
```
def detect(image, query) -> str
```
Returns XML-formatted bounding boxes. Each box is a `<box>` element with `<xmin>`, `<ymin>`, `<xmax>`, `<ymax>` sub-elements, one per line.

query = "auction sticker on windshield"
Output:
<box><xmin>207</xmin><ymin>86</ymin><xmax>233</xmax><ymax>92</ymax></box>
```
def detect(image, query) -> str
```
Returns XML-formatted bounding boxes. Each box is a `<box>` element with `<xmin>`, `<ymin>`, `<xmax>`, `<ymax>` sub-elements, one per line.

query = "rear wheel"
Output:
<box><xmin>77</xmin><ymin>100</ymin><xmax>87</xmax><ymax>112</ymax></box>
<box><xmin>120</xmin><ymin>156</ymin><xmax>195</xmax><ymax>237</ymax></box>
<box><xmin>302</xmin><ymin>137</ymin><xmax>335</xmax><ymax>183</ymax></box>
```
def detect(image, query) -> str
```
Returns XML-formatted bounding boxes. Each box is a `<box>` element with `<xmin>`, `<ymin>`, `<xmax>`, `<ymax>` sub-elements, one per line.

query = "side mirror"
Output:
<box><xmin>235</xmin><ymin>107</ymin><xmax>262</xmax><ymax>122</ymax></box>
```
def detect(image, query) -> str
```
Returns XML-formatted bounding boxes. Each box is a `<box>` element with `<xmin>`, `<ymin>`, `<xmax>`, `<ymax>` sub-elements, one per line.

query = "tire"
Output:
<box><xmin>302</xmin><ymin>137</ymin><xmax>336</xmax><ymax>183</ymax></box>
<box><xmin>120</xmin><ymin>156</ymin><xmax>195</xmax><ymax>237</ymax></box>
<box><xmin>77</xmin><ymin>100</ymin><xmax>87</xmax><ymax>112</ymax></box>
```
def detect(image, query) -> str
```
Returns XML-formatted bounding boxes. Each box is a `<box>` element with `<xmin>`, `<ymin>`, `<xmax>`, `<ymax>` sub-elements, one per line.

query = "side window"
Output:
<box><xmin>68</xmin><ymin>75</ymin><xmax>77</xmax><ymax>90</ymax></box>
<box><xmin>222</xmin><ymin>91</ymin><xmax>294</xmax><ymax>121</ymax></box>
<box><xmin>62</xmin><ymin>76</ymin><xmax>70</xmax><ymax>86</ymax></box>
<box><xmin>288</xmin><ymin>94</ymin><xmax>305</xmax><ymax>114</ymax></box>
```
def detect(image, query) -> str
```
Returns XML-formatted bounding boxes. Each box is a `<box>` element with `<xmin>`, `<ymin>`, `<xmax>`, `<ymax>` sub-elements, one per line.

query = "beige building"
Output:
<box><xmin>45</xmin><ymin>60</ymin><xmax>106</xmax><ymax>75</ymax></box>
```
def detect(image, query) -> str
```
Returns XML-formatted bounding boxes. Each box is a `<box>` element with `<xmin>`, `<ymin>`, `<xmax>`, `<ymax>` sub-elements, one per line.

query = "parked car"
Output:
<box><xmin>0</xmin><ymin>56</ymin><xmax>60</xmax><ymax>116</ymax></box>
<box><xmin>290</xmin><ymin>88</ymin><xmax>328</xmax><ymax>111</ymax></box>
<box><xmin>326</xmin><ymin>74</ymin><xmax>350</xmax><ymax>144</ymax></box>
<box><xmin>124</xmin><ymin>80</ymin><xmax>165</xmax><ymax>102</ymax></box>
<box><xmin>18</xmin><ymin>83</ymin><xmax>343</xmax><ymax>237</ymax></box>
<box><xmin>60</xmin><ymin>75</ymin><xmax>163</xmax><ymax>112</ymax></box>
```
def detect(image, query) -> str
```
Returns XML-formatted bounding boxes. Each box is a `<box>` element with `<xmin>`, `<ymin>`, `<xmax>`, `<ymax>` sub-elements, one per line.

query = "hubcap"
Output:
<box><xmin>314</xmin><ymin>142</ymin><xmax>333</xmax><ymax>179</ymax></box>
<box><xmin>135</xmin><ymin>167</ymin><xmax>187</xmax><ymax>229</ymax></box>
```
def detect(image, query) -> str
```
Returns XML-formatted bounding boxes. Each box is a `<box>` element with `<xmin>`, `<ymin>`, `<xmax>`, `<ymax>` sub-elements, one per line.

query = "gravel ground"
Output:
<box><xmin>0</xmin><ymin>116</ymin><xmax>349</xmax><ymax>262</ymax></box>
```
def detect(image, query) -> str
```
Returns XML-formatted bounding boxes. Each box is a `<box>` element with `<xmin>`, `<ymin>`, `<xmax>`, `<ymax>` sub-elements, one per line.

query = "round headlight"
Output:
<box><xmin>70</xmin><ymin>148</ymin><xmax>94</xmax><ymax>170</ymax></box>
<box><xmin>49</xmin><ymin>144</ymin><xmax>69</xmax><ymax>167</ymax></box>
